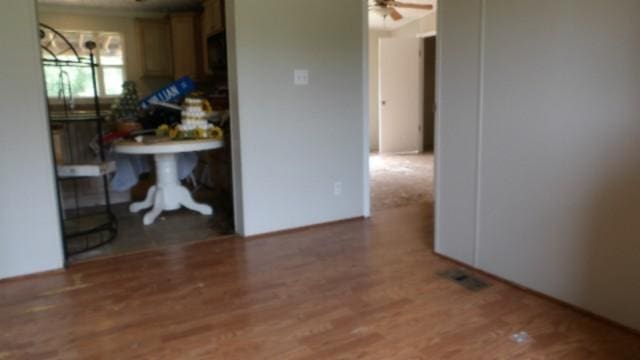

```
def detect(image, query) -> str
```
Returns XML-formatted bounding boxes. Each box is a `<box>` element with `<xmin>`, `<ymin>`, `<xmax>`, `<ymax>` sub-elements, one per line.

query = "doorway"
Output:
<box><xmin>37</xmin><ymin>0</ymin><xmax>236</xmax><ymax>263</ymax></box>
<box><xmin>368</xmin><ymin>16</ymin><xmax>436</xmax><ymax>214</ymax></box>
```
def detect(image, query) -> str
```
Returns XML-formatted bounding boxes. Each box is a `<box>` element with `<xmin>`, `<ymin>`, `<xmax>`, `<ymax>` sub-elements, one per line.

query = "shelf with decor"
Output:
<box><xmin>40</xmin><ymin>23</ymin><xmax>117</xmax><ymax>259</ymax></box>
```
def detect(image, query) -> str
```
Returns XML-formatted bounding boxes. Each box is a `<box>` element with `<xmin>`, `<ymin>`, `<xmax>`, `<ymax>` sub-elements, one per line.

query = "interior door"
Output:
<box><xmin>379</xmin><ymin>37</ymin><xmax>422</xmax><ymax>153</ymax></box>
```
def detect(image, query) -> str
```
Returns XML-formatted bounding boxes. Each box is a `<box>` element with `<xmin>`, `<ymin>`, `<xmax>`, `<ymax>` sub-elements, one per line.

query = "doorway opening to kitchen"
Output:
<box><xmin>38</xmin><ymin>0</ymin><xmax>235</xmax><ymax>262</ymax></box>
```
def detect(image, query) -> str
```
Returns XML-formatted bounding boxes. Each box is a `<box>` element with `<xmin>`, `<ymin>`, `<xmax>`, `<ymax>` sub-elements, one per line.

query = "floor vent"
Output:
<box><xmin>438</xmin><ymin>269</ymin><xmax>490</xmax><ymax>291</ymax></box>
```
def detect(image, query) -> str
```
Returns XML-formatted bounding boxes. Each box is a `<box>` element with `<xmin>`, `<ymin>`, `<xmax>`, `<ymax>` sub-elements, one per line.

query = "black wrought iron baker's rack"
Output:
<box><xmin>40</xmin><ymin>23</ymin><xmax>117</xmax><ymax>260</ymax></box>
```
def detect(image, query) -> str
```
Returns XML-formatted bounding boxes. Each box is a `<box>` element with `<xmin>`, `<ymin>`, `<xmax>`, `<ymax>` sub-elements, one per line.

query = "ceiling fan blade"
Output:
<box><xmin>391</xmin><ymin>1</ymin><xmax>434</xmax><ymax>10</ymax></box>
<box><xmin>390</xmin><ymin>8</ymin><xmax>403</xmax><ymax>21</ymax></box>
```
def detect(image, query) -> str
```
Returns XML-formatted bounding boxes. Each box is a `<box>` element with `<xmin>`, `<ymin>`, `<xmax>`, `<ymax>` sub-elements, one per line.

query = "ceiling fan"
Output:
<box><xmin>369</xmin><ymin>0</ymin><xmax>433</xmax><ymax>22</ymax></box>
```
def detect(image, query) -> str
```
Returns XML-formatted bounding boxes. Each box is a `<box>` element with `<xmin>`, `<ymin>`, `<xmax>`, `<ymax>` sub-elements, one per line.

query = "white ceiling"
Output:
<box><xmin>38</xmin><ymin>0</ymin><xmax>201</xmax><ymax>12</ymax></box>
<box><xmin>368</xmin><ymin>0</ymin><xmax>436</xmax><ymax>31</ymax></box>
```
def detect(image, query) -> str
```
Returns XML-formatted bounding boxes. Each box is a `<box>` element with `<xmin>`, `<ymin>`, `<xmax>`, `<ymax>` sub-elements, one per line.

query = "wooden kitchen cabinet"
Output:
<box><xmin>136</xmin><ymin>19</ymin><xmax>173</xmax><ymax>77</ymax></box>
<box><xmin>170</xmin><ymin>13</ymin><xmax>201</xmax><ymax>80</ymax></box>
<box><xmin>201</xmin><ymin>0</ymin><xmax>225</xmax><ymax>76</ymax></box>
<box><xmin>202</xmin><ymin>0</ymin><xmax>224</xmax><ymax>37</ymax></box>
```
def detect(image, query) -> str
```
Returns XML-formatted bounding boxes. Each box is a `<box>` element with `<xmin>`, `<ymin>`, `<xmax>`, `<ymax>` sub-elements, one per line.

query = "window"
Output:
<box><xmin>43</xmin><ymin>31</ymin><xmax>126</xmax><ymax>99</ymax></box>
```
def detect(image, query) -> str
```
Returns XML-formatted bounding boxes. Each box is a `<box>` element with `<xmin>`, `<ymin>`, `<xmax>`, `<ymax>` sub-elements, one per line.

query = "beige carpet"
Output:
<box><xmin>370</xmin><ymin>152</ymin><xmax>434</xmax><ymax>211</ymax></box>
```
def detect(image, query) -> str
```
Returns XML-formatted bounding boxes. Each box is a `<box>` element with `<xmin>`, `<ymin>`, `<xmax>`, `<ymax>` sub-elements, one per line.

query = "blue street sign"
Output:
<box><xmin>139</xmin><ymin>76</ymin><xmax>195</xmax><ymax>109</ymax></box>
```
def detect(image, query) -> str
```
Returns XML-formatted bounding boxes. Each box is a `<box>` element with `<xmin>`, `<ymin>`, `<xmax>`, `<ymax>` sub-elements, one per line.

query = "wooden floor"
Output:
<box><xmin>1</xmin><ymin>205</ymin><xmax>639</xmax><ymax>359</ymax></box>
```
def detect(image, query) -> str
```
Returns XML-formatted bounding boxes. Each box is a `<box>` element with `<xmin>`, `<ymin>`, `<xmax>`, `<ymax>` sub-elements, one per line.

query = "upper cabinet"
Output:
<box><xmin>134</xmin><ymin>2</ymin><xmax>225</xmax><ymax>81</ymax></box>
<box><xmin>170</xmin><ymin>13</ymin><xmax>201</xmax><ymax>80</ymax></box>
<box><xmin>136</xmin><ymin>19</ymin><xmax>173</xmax><ymax>77</ymax></box>
<box><xmin>202</xmin><ymin>0</ymin><xmax>224</xmax><ymax>37</ymax></box>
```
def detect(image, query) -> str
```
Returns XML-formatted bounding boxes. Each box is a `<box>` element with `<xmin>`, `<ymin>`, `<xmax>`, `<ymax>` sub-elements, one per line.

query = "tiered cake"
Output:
<box><xmin>155</xmin><ymin>96</ymin><xmax>223</xmax><ymax>140</ymax></box>
<box><xmin>177</xmin><ymin>97</ymin><xmax>213</xmax><ymax>133</ymax></box>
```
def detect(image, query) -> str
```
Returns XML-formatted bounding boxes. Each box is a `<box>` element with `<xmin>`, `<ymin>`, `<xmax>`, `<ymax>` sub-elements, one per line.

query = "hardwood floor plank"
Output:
<box><xmin>1</xmin><ymin>204</ymin><xmax>639</xmax><ymax>359</ymax></box>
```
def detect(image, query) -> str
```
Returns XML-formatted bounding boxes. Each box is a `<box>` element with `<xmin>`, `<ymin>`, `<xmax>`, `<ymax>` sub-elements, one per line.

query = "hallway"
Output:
<box><xmin>370</xmin><ymin>152</ymin><xmax>434</xmax><ymax>211</ymax></box>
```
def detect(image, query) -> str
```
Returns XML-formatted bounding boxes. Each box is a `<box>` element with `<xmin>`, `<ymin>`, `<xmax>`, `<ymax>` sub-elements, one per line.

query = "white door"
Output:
<box><xmin>379</xmin><ymin>37</ymin><xmax>423</xmax><ymax>153</ymax></box>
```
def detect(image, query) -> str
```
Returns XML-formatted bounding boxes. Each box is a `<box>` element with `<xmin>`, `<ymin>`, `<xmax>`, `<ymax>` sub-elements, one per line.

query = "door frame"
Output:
<box><xmin>361</xmin><ymin>0</ymin><xmax>371</xmax><ymax>216</ymax></box>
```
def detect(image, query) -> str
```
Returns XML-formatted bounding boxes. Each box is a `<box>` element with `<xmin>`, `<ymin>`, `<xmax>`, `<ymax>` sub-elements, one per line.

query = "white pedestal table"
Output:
<box><xmin>114</xmin><ymin>138</ymin><xmax>223</xmax><ymax>225</ymax></box>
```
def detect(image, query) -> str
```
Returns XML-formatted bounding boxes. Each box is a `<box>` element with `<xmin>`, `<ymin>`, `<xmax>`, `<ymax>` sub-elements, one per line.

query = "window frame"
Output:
<box><xmin>45</xmin><ymin>29</ymin><xmax>127</xmax><ymax>101</ymax></box>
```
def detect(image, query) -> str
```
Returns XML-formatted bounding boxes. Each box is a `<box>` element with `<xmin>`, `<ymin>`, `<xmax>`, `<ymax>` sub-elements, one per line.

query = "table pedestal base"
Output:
<box><xmin>130</xmin><ymin>153</ymin><xmax>212</xmax><ymax>225</ymax></box>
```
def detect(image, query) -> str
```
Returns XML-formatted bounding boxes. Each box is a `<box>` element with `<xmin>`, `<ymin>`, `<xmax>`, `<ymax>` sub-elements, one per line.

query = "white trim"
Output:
<box><xmin>362</xmin><ymin>0</ymin><xmax>371</xmax><ymax>217</ymax></box>
<box><xmin>416</xmin><ymin>31</ymin><xmax>437</xmax><ymax>38</ymax></box>
<box><xmin>377</xmin><ymin>34</ymin><xmax>383</xmax><ymax>155</ymax></box>
<box><xmin>32</xmin><ymin>0</ymin><xmax>65</xmax><ymax>272</ymax></box>
<box><xmin>433</xmin><ymin>1</ymin><xmax>443</xmax><ymax>253</ymax></box>
<box><xmin>418</xmin><ymin>40</ymin><xmax>425</xmax><ymax>152</ymax></box>
<box><xmin>473</xmin><ymin>0</ymin><xmax>486</xmax><ymax>267</ymax></box>
<box><xmin>224</xmin><ymin>0</ymin><xmax>245</xmax><ymax>236</ymax></box>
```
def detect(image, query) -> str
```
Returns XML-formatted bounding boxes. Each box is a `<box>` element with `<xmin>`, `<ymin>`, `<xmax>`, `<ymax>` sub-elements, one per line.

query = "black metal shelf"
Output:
<box><xmin>64</xmin><ymin>213</ymin><xmax>117</xmax><ymax>256</ymax></box>
<box><xmin>49</xmin><ymin>114</ymin><xmax>105</xmax><ymax>123</ymax></box>
<box><xmin>41</xmin><ymin>22</ymin><xmax>117</xmax><ymax>261</ymax></box>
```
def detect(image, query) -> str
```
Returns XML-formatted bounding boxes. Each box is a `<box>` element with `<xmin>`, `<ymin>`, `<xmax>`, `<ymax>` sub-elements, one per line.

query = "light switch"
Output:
<box><xmin>294</xmin><ymin>69</ymin><xmax>309</xmax><ymax>85</ymax></box>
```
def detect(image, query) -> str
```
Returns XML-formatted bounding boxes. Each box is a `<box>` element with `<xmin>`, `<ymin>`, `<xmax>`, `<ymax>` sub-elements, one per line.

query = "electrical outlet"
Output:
<box><xmin>333</xmin><ymin>181</ymin><xmax>342</xmax><ymax>196</ymax></box>
<box><xmin>294</xmin><ymin>69</ymin><xmax>309</xmax><ymax>85</ymax></box>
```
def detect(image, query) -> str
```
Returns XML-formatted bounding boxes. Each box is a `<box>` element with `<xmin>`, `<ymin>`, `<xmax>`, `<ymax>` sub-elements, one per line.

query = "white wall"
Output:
<box><xmin>392</xmin><ymin>12</ymin><xmax>437</xmax><ymax>38</ymax></box>
<box><xmin>368</xmin><ymin>29</ymin><xmax>389</xmax><ymax>151</ymax></box>
<box><xmin>436</xmin><ymin>0</ymin><xmax>640</xmax><ymax>330</ymax></box>
<box><xmin>435</xmin><ymin>0</ymin><xmax>482</xmax><ymax>265</ymax></box>
<box><xmin>0</xmin><ymin>0</ymin><xmax>64</xmax><ymax>279</ymax></box>
<box><xmin>228</xmin><ymin>0</ymin><xmax>367</xmax><ymax>236</ymax></box>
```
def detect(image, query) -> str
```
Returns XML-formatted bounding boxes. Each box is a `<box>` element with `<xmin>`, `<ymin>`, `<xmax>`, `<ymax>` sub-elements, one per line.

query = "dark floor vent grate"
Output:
<box><xmin>438</xmin><ymin>269</ymin><xmax>490</xmax><ymax>291</ymax></box>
